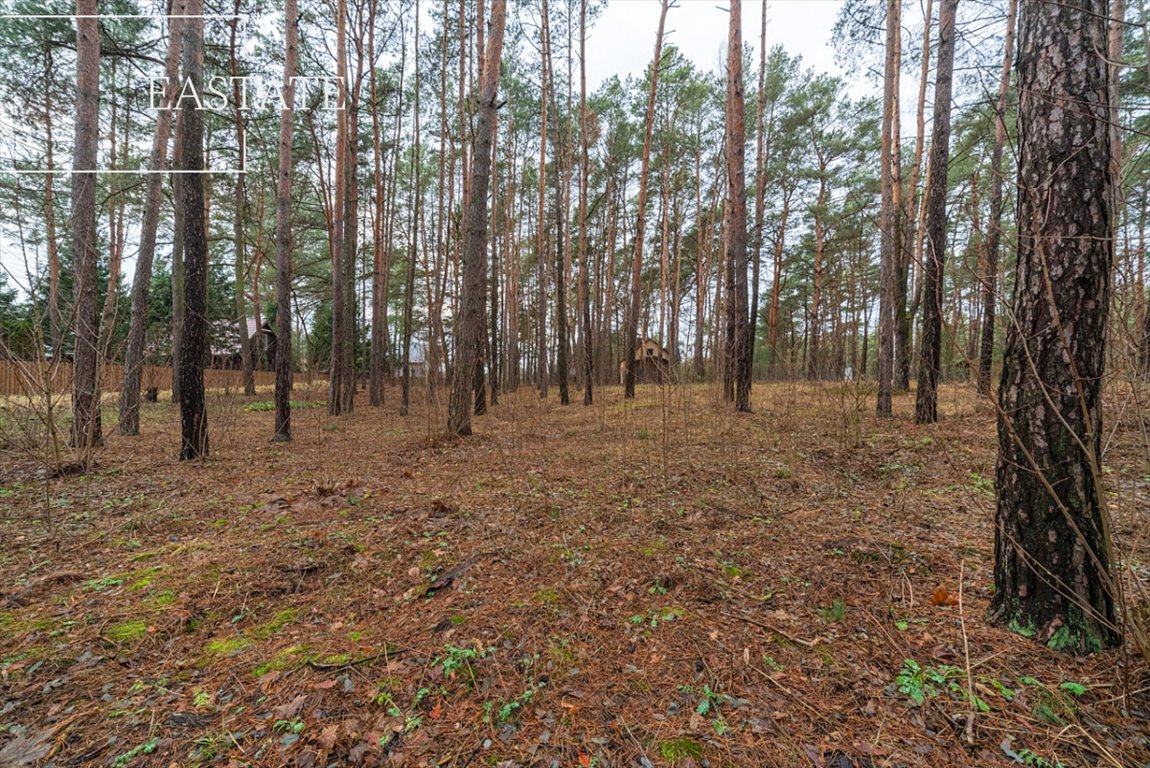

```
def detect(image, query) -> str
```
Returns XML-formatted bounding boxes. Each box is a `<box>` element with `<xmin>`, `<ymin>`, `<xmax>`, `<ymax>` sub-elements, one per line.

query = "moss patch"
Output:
<box><xmin>106</xmin><ymin>620</ymin><xmax>149</xmax><ymax>644</ymax></box>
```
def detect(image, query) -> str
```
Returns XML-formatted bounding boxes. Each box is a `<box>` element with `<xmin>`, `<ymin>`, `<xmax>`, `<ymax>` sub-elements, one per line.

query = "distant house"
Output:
<box><xmin>618</xmin><ymin>338</ymin><xmax>672</xmax><ymax>385</ymax></box>
<box><xmin>404</xmin><ymin>342</ymin><xmax>428</xmax><ymax>381</ymax></box>
<box><xmin>210</xmin><ymin>317</ymin><xmax>273</xmax><ymax>370</ymax></box>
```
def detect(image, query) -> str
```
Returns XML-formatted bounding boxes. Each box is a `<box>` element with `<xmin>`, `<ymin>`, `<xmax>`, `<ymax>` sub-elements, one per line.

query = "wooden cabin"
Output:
<box><xmin>618</xmin><ymin>338</ymin><xmax>672</xmax><ymax>385</ymax></box>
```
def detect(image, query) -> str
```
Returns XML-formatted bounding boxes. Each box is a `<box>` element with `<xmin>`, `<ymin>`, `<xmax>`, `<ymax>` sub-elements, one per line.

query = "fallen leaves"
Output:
<box><xmin>931</xmin><ymin>586</ymin><xmax>960</xmax><ymax>607</ymax></box>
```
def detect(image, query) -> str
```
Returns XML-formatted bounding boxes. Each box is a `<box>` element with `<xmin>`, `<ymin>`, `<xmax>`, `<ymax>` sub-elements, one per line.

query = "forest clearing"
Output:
<box><xmin>1</xmin><ymin>0</ymin><xmax>1149</xmax><ymax>763</ymax></box>
<box><xmin>1</xmin><ymin>381</ymin><xmax>1148</xmax><ymax>767</ymax></box>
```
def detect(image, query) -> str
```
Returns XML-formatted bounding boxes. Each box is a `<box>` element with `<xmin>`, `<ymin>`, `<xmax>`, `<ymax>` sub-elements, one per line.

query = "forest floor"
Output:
<box><xmin>1</xmin><ymin>380</ymin><xmax>1148</xmax><ymax>768</ymax></box>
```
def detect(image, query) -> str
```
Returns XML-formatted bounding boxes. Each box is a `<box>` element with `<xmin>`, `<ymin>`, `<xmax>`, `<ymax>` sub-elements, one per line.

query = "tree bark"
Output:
<box><xmin>989</xmin><ymin>0</ymin><xmax>1119</xmax><ymax>652</ymax></box>
<box><xmin>914</xmin><ymin>0</ymin><xmax>958</xmax><ymax>424</ymax></box>
<box><xmin>121</xmin><ymin>0</ymin><xmax>184</xmax><ymax>435</ymax></box>
<box><xmin>448</xmin><ymin>0</ymin><xmax>506</xmax><ymax>436</ymax></box>
<box><xmin>726</xmin><ymin>0</ymin><xmax>751</xmax><ymax>411</ymax></box>
<box><xmin>328</xmin><ymin>0</ymin><xmax>348</xmax><ymax>416</ymax></box>
<box><xmin>70</xmin><ymin>0</ymin><xmax>102</xmax><ymax>450</ymax></box>
<box><xmin>178</xmin><ymin>0</ymin><xmax>208</xmax><ymax>460</ymax></box>
<box><xmin>274</xmin><ymin>0</ymin><xmax>299</xmax><ymax>442</ymax></box>
<box><xmin>230</xmin><ymin>0</ymin><xmax>255</xmax><ymax>396</ymax></box>
<box><xmin>624</xmin><ymin>0</ymin><xmax>670</xmax><ymax>398</ymax></box>
<box><xmin>876</xmin><ymin>0</ymin><xmax>899</xmax><ymax>416</ymax></box>
<box><xmin>401</xmin><ymin>0</ymin><xmax>421</xmax><ymax>416</ymax></box>
<box><xmin>978</xmin><ymin>0</ymin><xmax>1018</xmax><ymax>394</ymax></box>
<box><xmin>578</xmin><ymin>0</ymin><xmax>593</xmax><ymax>404</ymax></box>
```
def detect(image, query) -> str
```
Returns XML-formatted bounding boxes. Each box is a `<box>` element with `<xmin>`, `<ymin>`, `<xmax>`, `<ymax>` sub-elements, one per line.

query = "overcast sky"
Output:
<box><xmin>584</xmin><ymin>0</ymin><xmax>849</xmax><ymax>92</ymax></box>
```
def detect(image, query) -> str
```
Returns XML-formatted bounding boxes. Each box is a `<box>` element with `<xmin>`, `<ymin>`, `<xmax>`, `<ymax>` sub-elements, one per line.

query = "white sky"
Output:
<box><xmin>585</xmin><ymin>0</ymin><xmax>849</xmax><ymax>92</ymax></box>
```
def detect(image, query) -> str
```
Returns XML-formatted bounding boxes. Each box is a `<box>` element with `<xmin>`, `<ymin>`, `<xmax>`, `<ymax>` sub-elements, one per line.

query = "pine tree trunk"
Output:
<box><xmin>170</xmin><ymin>109</ymin><xmax>185</xmax><ymax>405</ymax></box>
<box><xmin>726</xmin><ymin>0</ymin><xmax>751</xmax><ymax>411</ymax></box>
<box><xmin>989</xmin><ymin>0</ymin><xmax>1119</xmax><ymax>652</ymax></box>
<box><xmin>121</xmin><ymin>1</ymin><xmax>183</xmax><ymax>435</ymax></box>
<box><xmin>178</xmin><ymin>0</ymin><xmax>208</xmax><ymax>460</ymax></box>
<box><xmin>43</xmin><ymin>45</ymin><xmax>61</xmax><ymax>354</ymax></box>
<box><xmin>448</xmin><ymin>0</ymin><xmax>506</xmax><ymax>436</ymax></box>
<box><xmin>230</xmin><ymin>2</ymin><xmax>255</xmax><ymax>396</ymax></box>
<box><xmin>578</xmin><ymin>0</ymin><xmax>593</xmax><ymax>404</ymax></box>
<box><xmin>914</xmin><ymin>0</ymin><xmax>958</xmax><ymax>424</ymax></box>
<box><xmin>978</xmin><ymin>0</ymin><xmax>1018</xmax><ymax>394</ymax></box>
<box><xmin>70</xmin><ymin>0</ymin><xmax>101</xmax><ymax>450</ymax></box>
<box><xmin>273</xmin><ymin>0</ymin><xmax>299</xmax><ymax>442</ymax></box>
<box><xmin>328</xmin><ymin>0</ymin><xmax>348</xmax><ymax>416</ymax></box>
<box><xmin>624</xmin><ymin>0</ymin><xmax>670</xmax><ymax>398</ymax></box>
<box><xmin>402</xmin><ymin>0</ymin><xmax>421</xmax><ymax>417</ymax></box>
<box><xmin>537</xmin><ymin>0</ymin><xmax>550</xmax><ymax>399</ymax></box>
<box><xmin>876</xmin><ymin>0</ymin><xmax>899</xmax><ymax>416</ymax></box>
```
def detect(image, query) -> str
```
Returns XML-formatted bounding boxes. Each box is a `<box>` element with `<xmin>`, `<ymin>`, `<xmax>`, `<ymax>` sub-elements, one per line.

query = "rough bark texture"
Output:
<box><xmin>726</xmin><ymin>0</ymin><xmax>751</xmax><ymax>411</ymax></box>
<box><xmin>178</xmin><ymin>1</ymin><xmax>208</xmax><ymax>460</ymax></box>
<box><xmin>70</xmin><ymin>0</ymin><xmax>102</xmax><ymax>450</ymax></box>
<box><xmin>876</xmin><ymin>0</ymin><xmax>899</xmax><ymax>416</ymax></box>
<box><xmin>401</xmin><ymin>0</ymin><xmax>420</xmax><ymax>417</ymax></box>
<box><xmin>624</xmin><ymin>0</ymin><xmax>669</xmax><ymax>399</ymax></box>
<box><xmin>170</xmin><ymin>108</ymin><xmax>185</xmax><ymax>404</ymax></box>
<box><xmin>579</xmin><ymin>0</ymin><xmax>592</xmax><ymax>405</ymax></box>
<box><xmin>230</xmin><ymin>3</ymin><xmax>255</xmax><ymax>397</ymax></box>
<box><xmin>989</xmin><ymin>0</ymin><xmax>1119</xmax><ymax>652</ymax></box>
<box><xmin>274</xmin><ymin>0</ymin><xmax>299</xmax><ymax>443</ymax></box>
<box><xmin>978</xmin><ymin>0</ymin><xmax>1018</xmax><ymax>394</ymax></box>
<box><xmin>328</xmin><ymin>0</ymin><xmax>348</xmax><ymax>417</ymax></box>
<box><xmin>914</xmin><ymin>0</ymin><xmax>958</xmax><ymax>424</ymax></box>
<box><xmin>447</xmin><ymin>0</ymin><xmax>506</xmax><ymax>436</ymax></box>
<box><xmin>121</xmin><ymin>1</ymin><xmax>184</xmax><ymax>436</ymax></box>
<box><xmin>537</xmin><ymin>0</ymin><xmax>550</xmax><ymax>400</ymax></box>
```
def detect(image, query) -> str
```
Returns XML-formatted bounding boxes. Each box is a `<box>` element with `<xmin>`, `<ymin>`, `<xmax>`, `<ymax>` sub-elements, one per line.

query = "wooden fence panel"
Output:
<box><xmin>0</xmin><ymin>361</ymin><xmax>276</xmax><ymax>398</ymax></box>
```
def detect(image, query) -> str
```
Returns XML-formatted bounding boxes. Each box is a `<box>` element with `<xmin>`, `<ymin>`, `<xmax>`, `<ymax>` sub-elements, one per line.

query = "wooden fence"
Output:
<box><xmin>0</xmin><ymin>360</ymin><xmax>276</xmax><ymax>398</ymax></box>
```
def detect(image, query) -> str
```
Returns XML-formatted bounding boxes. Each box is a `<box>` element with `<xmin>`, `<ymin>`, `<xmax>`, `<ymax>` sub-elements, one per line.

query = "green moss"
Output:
<box><xmin>1008</xmin><ymin>618</ymin><xmax>1036</xmax><ymax>638</ymax></box>
<box><xmin>206</xmin><ymin>637</ymin><xmax>250</xmax><ymax>656</ymax></box>
<box><xmin>253</xmin><ymin>608</ymin><xmax>299</xmax><ymax>639</ymax></box>
<box><xmin>107</xmin><ymin>620</ymin><xmax>149</xmax><ymax>644</ymax></box>
<box><xmin>661</xmin><ymin>737</ymin><xmax>703</xmax><ymax>763</ymax></box>
<box><xmin>252</xmin><ymin>644</ymin><xmax>308</xmax><ymax>676</ymax></box>
<box><xmin>150</xmin><ymin>590</ymin><xmax>177</xmax><ymax>607</ymax></box>
<box><xmin>533</xmin><ymin>588</ymin><xmax>560</xmax><ymax>605</ymax></box>
<box><xmin>1047</xmin><ymin>623</ymin><xmax>1104</xmax><ymax>654</ymax></box>
<box><xmin>129</xmin><ymin>576</ymin><xmax>153</xmax><ymax>591</ymax></box>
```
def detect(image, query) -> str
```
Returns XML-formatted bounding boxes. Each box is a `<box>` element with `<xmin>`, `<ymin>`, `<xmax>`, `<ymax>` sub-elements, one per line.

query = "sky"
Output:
<box><xmin>584</xmin><ymin>0</ymin><xmax>850</xmax><ymax>92</ymax></box>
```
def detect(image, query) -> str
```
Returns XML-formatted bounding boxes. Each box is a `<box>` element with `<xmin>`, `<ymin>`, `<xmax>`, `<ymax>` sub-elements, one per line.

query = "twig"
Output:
<box><xmin>958</xmin><ymin>559</ymin><xmax>976</xmax><ymax>746</ymax></box>
<box><xmin>720</xmin><ymin>609</ymin><xmax>820</xmax><ymax>647</ymax></box>
<box><xmin>305</xmin><ymin>644</ymin><xmax>410</xmax><ymax>671</ymax></box>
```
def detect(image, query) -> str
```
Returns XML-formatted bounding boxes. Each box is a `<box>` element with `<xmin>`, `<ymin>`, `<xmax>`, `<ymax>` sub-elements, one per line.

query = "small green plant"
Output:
<box><xmin>193</xmin><ymin>689</ymin><xmax>211</xmax><ymax>709</ymax></box>
<box><xmin>1023</xmin><ymin>677</ymin><xmax>1084</xmax><ymax>726</ymax></box>
<box><xmin>969</xmin><ymin>471</ymin><xmax>994</xmax><ymax>495</ymax></box>
<box><xmin>893</xmin><ymin>659</ymin><xmax>988</xmax><ymax>711</ymax></box>
<box><xmin>817</xmin><ymin>599</ymin><xmax>846</xmax><ymax>624</ymax></box>
<box><xmin>483</xmin><ymin>681</ymin><xmax>545</xmax><ymax>724</ymax></box>
<box><xmin>85</xmin><ymin>576</ymin><xmax>123</xmax><ymax>591</ymax></box>
<box><xmin>436</xmin><ymin>643</ymin><xmax>489</xmax><ymax>676</ymax></box>
<box><xmin>762</xmin><ymin>655</ymin><xmax>783</xmax><ymax>671</ymax></box>
<box><xmin>1011</xmin><ymin>746</ymin><xmax>1065</xmax><ymax>768</ymax></box>
<box><xmin>684</xmin><ymin>684</ymin><xmax>732</xmax><ymax>716</ymax></box>
<box><xmin>272</xmin><ymin>718</ymin><xmax>305</xmax><ymax>734</ymax></box>
<box><xmin>111</xmin><ymin>738</ymin><xmax>158</xmax><ymax>767</ymax></box>
<box><xmin>627</xmin><ymin>606</ymin><xmax>684</xmax><ymax>630</ymax></box>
